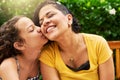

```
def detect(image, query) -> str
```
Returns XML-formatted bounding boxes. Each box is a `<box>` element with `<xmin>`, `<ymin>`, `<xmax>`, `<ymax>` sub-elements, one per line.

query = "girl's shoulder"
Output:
<box><xmin>0</xmin><ymin>57</ymin><xmax>17</xmax><ymax>71</ymax></box>
<box><xmin>0</xmin><ymin>57</ymin><xmax>19</xmax><ymax>80</ymax></box>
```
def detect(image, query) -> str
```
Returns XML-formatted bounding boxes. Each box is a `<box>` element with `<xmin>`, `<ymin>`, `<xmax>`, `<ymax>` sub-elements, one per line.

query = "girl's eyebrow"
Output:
<box><xmin>26</xmin><ymin>24</ymin><xmax>33</xmax><ymax>30</ymax></box>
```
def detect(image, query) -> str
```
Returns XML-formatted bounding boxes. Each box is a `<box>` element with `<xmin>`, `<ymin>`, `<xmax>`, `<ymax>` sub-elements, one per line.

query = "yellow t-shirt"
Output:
<box><xmin>40</xmin><ymin>33</ymin><xmax>112</xmax><ymax>80</ymax></box>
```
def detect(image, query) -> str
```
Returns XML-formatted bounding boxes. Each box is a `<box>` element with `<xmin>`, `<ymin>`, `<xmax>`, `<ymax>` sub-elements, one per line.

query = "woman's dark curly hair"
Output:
<box><xmin>33</xmin><ymin>0</ymin><xmax>81</xmax><ymax>33</ymax></box>
<box><xmin>0</xmin><ymin>16</ymin><xmax>24</xmax><ymax>64</ymax></box>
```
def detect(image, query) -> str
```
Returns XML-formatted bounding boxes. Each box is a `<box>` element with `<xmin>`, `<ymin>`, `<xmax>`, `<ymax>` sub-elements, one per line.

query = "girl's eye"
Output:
<box><xmin>39</xmin><ymin>21</ymin><xmax>43</xmax><ymax>26</ymax></box>
<box><xmin>28</xmin><ymin>26</ymin><xmax>34</xmax><ymax>32</ymax></box>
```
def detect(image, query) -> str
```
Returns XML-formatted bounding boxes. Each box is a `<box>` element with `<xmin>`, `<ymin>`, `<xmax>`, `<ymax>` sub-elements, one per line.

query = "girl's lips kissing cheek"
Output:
<box><xmin>41</xmin><ymin>34</ymin><xmax>47</xmax><ymax>39</ymax></box>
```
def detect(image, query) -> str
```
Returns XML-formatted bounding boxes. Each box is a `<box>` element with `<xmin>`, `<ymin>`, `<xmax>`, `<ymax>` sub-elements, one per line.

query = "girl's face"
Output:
<box><xmin>16</xmin><ymin>17</ymin><xmax>48</xmax><ymax>50</ymax></box>
<box><xmin>39</xmin><ymin>5</ymin><xmax>73</xmax><ymax>41</ymax></box>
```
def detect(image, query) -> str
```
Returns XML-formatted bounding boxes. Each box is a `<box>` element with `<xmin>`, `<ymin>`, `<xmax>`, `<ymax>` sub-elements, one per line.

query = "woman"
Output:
<box><xmin>33</xmin><ymin>0</ymin><xmax>115</xmax><ymax>80</ymax></box>
<box><xmin>0</xmin><ymin>16</ymin><xmax>48</xmax><ymax>80</ymax></box>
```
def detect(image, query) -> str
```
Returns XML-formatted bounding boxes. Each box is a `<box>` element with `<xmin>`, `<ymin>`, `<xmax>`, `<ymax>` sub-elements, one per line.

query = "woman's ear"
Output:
<box><xmin>67</xmin><ymin>14</ymin><xmax>73</xmax><ymax>25</ymax></box>
<box><xmin>13</xmin><ymin>42</ymin><xmax>25</xmax><ymax>50</ymax></box>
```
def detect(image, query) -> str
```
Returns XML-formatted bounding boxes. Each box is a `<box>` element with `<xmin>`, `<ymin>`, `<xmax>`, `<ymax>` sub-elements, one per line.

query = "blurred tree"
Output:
<box><xmin>58</xmin><ymin>0</ymin><xmax>120</xmax><ymax>40</ymax></box>
<box><xmin>0</xmin><ymin>0</ymin><xmax>43</xmax><ymax>26</ymax></box>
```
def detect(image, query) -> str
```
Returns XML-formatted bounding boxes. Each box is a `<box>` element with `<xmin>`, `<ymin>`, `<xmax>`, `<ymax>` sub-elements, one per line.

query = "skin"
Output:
<box><xmin>39</xmin><ymin>5</ymin><xmax>72</xmax><ymax>41</ymax></box>
<box><xmin>0</xmin><ymin>17</ymin><xmax>48</xmax><ymax>80</ymax></box>
<box><xmin>39</xmin><ymin>4</ymin><xmax>115</xmax><ymax>80</ymax></box>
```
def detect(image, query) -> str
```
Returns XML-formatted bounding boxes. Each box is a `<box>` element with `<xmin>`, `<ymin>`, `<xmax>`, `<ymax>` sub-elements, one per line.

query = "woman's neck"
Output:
<box><xmin>58</xmin><ymin>33</ymin><xmax>83</xmax><ymax>53</ymax></box>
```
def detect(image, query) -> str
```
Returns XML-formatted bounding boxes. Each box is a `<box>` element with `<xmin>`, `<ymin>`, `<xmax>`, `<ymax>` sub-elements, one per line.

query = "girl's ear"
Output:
<box><xmin>13</xmin><ymin>42</ymin><xmax>25</xmax><ymax>50</ymax></box>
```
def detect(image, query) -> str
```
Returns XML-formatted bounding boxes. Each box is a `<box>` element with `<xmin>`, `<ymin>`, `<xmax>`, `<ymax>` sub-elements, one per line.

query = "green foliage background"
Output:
<box><xmin>0</xmin><ymin>0</ymin><xmax>120</xmax><ymax>40</ymax></box>
<box><xmin>59</xmin><ymin>0</ymin><xmax>120</xmax><ymax>40</ymax></box>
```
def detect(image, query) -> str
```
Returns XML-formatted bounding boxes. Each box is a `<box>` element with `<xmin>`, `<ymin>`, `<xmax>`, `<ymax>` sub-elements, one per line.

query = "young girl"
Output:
<box><xmin>0</xmin><ymin>16</ymin><xmax>48</xmax><ymax>80</ymax></box>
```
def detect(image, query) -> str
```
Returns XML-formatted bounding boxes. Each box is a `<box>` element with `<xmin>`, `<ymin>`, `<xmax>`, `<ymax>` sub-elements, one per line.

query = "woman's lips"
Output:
<box><xmin>46</xmin><ymin>26</ymin><xmax>56</xmax><ymax>33</ymax></box>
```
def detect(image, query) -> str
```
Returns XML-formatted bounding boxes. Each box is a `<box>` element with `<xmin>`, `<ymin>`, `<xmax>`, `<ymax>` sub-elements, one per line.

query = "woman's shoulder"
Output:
<box><xmin>82</xmin><ymin>33</ymin><xmax>106</xmax><ymax>42</ymax></box>
<box><xmin>82</xmin><ymin>33</ymin><xmax>103</xmax><ymax>38</ymax></box>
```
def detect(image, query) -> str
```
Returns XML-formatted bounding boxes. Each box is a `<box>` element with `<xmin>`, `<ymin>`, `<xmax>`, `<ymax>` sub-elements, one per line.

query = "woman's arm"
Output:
<box><xmin>0</xmin><ymin>58</ymin><xmax>19</xmax><ymax>80</ymax></box>
<box><xmin>40</xmin><ymin>62</ymin><xmax>60</xmax><ymax>80</ymax></box>
<box><xmin>99</xmin><ymin>56</ymin><xmax>115</xmax><ymax>80</ymax></box>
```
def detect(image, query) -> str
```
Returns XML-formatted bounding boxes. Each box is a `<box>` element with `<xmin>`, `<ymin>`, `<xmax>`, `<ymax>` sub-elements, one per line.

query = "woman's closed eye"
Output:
<box><xmin>47</xmin><ymin>13</ymin><xmax>55</xmax><ymax>18</ymax></box>
<box><xmin>39</xmin><ymin>12</ymin><xmax>56</xmax><ymax>26</ymax></box>
<box><xmin>39</xmin><ymin>14</ymin><xmax>54</xmax><ymax>26</ymax></box>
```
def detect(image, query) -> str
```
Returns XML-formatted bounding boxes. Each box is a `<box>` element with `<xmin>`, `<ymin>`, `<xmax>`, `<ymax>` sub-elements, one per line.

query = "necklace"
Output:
<box><xmin>69</xmin><ymin>57</ymin><xmax>74</xmax><ymax>62</ymax></box>
<box><xmin>69</xmin><ymin>57</ymin><xmax>76</xmax><ymax>67</ymax></box>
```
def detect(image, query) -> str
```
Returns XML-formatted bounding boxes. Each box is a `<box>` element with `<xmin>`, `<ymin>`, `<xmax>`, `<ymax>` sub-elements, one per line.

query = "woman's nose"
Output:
<box><xmin>43</xmin><ymin>18</ymin><xmax>50</xmax><ymax>26</ymax></box>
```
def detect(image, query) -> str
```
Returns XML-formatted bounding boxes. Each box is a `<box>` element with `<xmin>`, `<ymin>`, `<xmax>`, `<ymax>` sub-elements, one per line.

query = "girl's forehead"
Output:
<box><xmin>16</xmin><ymin>17</ymin><xmax>32</xmax><ymax>31</ymax></box>
<box><xmin>17</xmin><ymin>17</ymin><xmax>32</xmax><ymax>26</ymax></box>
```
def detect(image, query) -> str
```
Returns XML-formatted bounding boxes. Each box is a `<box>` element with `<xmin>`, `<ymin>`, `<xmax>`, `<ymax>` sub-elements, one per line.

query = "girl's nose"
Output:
<box><xmin>36</xmin><ymin>26</ymin><xmax>41</xmax><ymax>33</ymax></box>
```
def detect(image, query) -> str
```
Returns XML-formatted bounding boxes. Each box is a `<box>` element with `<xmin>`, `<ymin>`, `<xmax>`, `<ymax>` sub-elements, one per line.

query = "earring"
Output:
<box><xmin>68</xmin><ymin>22</ymin><xmax>71</xmax><ymax>27</ymax></box>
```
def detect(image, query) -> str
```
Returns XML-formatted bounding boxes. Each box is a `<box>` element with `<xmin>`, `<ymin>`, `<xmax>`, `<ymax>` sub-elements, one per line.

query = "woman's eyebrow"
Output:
<box><xmin>40</xmin><ymin>11</ymin><xmax>52</xmax><ymax>21</ymax></box>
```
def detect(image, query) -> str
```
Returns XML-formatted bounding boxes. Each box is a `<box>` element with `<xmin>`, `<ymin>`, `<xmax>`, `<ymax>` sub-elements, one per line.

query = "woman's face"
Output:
<box><xmin>16</xmin><ymin>17</ymin><xmax>48</xmax><ymax>49</ymax></box>
<box><xmin>39</xmin><ymin>5</ymin><xmax>72</xmax><ymax>41</ymax></box>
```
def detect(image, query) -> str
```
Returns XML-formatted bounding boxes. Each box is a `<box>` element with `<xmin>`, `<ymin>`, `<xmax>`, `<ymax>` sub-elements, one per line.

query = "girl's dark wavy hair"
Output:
<box><xmin>0</xmin><ymin>16</ymin><xmax>24</xmax><ymax>64</ymax></box>
<box><xmin>33</xmin><ymin>0</ymin><xmax>81</xmax><ymax>33</ymax></box>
